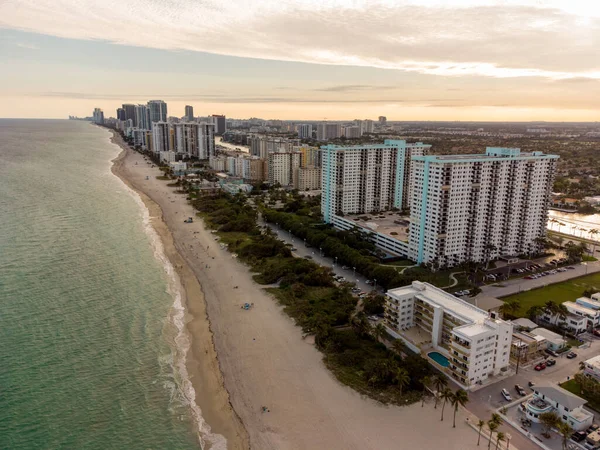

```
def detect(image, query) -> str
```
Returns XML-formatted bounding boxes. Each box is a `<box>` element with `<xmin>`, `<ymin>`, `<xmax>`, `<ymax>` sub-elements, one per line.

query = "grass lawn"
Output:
<box><xmin>583</xmin><ymin>255</ymin><xmax>598</xmax><ymax>262</ymax></box>
<box><xmin>502</xmin><ymin>272</ymin><xmax>600</xmax><ymax>316</ymax></box>
<box><xmin>382</xmin><ymin>259</ymin><xmax>414</xmax><ymax>267</ymax></box>
<box><xmin>560</xmin><ymin>379</ymin><xmax>600</xmax><ymax>413</ymax></box>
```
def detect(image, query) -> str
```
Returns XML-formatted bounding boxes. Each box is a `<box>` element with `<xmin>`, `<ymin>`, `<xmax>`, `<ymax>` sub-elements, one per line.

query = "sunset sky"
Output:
<box><xmin>1</xmin><ymin>0</ymin><xmax>599</xmax><ymax>121</ymax></box>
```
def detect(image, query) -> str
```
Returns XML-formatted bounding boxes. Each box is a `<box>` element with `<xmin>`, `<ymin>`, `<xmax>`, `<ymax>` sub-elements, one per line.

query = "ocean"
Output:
<box><xmin>0</xmin><ymin>120</ymin><xmax>211</xmax><ymax>449</ymax></box>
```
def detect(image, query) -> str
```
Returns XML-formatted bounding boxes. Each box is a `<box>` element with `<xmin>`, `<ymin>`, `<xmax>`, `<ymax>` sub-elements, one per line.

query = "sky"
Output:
<box><xmin>0</xmin><ymin>0</ymin><xmax>599</xmax><ymax>121</ymax></box>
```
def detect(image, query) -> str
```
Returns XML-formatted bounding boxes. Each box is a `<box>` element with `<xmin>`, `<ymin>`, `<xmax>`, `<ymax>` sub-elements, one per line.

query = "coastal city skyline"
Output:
<box><xmin>4</xmin><ymin>1</ymin><xmax>600</xmax><ymax>450</ymax></box>
<box><xmin>1</xmin><ymin>0</ymin><xmax>600</xmax><ymax>121</ymax></box>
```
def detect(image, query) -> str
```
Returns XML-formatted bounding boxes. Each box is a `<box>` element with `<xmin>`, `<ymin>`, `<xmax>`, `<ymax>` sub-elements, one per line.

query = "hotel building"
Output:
<box><xmin>385</xmin><ymin>281</ymin><xmax>512</xmax><ymax>389</ymax></box>
<box><xmin>321</xmin><ymin>140</ymin><xmax>431</xmax><ymax>223</ymax></box>
<box><xmin>172</xmin><ymin>122</ymin><xmax>215</xmax><ymax>159</ymax></box>
<box><xmin>409</xmin><ymin>148</ymin><xmax>558</xmax><ymax>266</ymax></box>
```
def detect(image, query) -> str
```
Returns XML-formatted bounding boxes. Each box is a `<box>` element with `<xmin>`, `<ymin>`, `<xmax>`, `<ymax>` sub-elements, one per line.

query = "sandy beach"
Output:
<box><xmin>110</xmin><ymin>131</ymin><xmax>512</xmax><ymax>450</ymax></box>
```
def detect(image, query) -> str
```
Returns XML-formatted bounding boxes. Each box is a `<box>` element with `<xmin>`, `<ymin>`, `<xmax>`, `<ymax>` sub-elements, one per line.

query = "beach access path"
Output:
<box><xmin>114</xmin><ymin>144</ymin><xmax>515</xmax><ymax>450</ymax></box>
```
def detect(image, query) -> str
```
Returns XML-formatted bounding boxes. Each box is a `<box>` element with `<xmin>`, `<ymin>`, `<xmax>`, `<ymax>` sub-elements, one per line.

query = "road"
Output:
<box><xmin>467</xmin><ymin>334</ymin><xmax>600</xmax><ymax>450</ymax></box>
<box><xmin>480</xmin><ymin>260</ymin><xmax>600</xmax><ymax>298</ymax></box>
<box><xmin>259</xmin><ymin>217</ymin><xmax>375</xmax><ymax>294</ymax></box>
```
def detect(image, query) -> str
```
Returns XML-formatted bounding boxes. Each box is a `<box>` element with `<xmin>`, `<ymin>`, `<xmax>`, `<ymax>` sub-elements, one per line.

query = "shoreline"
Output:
<box><xmin>109</xmin><ymin>132</ymin><xmax>249</xmax><ymax>450</ymax></box>
<box><xmin>105</xmin><ymin>127</ymin><xmax>514</xmax><ymax>450</ymax></box>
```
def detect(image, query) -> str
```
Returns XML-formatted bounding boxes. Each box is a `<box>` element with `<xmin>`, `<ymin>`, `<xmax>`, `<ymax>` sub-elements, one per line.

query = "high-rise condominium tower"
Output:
<box><xmin>320</xmin><ymin>140</ymin><xmax>430</xmax><ymax>223</ymax></box>
<box><xmin>185</xmin><ymin>105</ymin><xmax>194</xmax><ymax>122</ymax></box>
<box><xmin>147</xmin><ymin>100</ymin><xmax>168</xmax><ymax>129</ymax></box>
<box><xmin>409</xmin><ymin>147</ymin><xmax>558</xmax><ymax>266</ymax></box>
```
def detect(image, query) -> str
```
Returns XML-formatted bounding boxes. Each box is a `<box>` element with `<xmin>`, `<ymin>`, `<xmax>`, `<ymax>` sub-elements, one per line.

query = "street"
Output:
<box><xmin>260</xmin><ymin>217</ymin><xmax>376</xmax><ymax>294</ymax></box>
<box><xmin>467</xmin><ymin>334</ymin><xmax>600</xmax><ymax>450</ymax></box>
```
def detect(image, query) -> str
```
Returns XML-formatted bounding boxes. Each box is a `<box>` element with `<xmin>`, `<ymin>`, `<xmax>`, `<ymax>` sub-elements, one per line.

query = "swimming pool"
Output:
<box><xmin>428</xmin><ymin>351</ymin><xmax>450</xmax><ymax>367</ymax></box>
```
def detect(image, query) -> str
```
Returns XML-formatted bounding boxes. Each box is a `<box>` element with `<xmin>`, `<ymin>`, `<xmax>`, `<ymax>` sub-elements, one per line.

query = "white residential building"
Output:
<box><xmin>342</xmin><ymin>126</ymin><xmax>361</xmax><ymax>138</ymax></box>
<box><xmin>583</xmin><ymin>355</ymin><xmax>600</xmax><ymax>383</ymax></box>
<box><xmin>295</xmin><ymin>167</ymin><xmax>321</xmax><ymax>191</ymax></box>
<box><xmin>316</xmin><ymin>122</ymin><xmax>342</xmax><ymax>141</ymax></box>
<box><xmin>385</xmin><ymin>281</ymin><xmax>513</xmax><ymax>389</ymax></box>
<box><xmin>173</xmin><ymin>122</ymin><xmax>215</xmax><ymax>159</ymax></box>
<box><xmin>530</xmin><ymin>327</ymin><xmax>566</xmax><ymax>350</ymax></box>
<box><xmin>268</xmin><ymin>152</ymin><xmax>302</xmax><ymax>186</ymax></box>
<box><xmin>321</xmin><ymin>140</ymin><xmax>430</xmax><ymax>223</ymax></box>
<box><xmin>159</xmin><ymin>151</ymin><xmax>177</xmax><ymax>164</ymax></box>
<box><xmin>409</xmin><ymin>148</ymin><xmax>559</xmax><ymax>266</ymax></box>
<box><xmin>248</xmin><ymin>135</ymin><xmax>300</xmax><ymax>159</ymax></box>
<box><xmin>152</xmin><ymin>122</ymin><xmax>171</xmax><ymax>154</ymax></box>
<box><xmin>540</xmin><ymin>309</ymin><xmax>588</xmax><ymax>334</ymax></box>
<box><xmin>297</xmin><ymin>124</ymin><xmax>313</xmax><ymax>139</ymax></box>
<box><xmin>525</xmin><ymin>384</ymin><xmax>593</xmax><ymax>431</ymax></box>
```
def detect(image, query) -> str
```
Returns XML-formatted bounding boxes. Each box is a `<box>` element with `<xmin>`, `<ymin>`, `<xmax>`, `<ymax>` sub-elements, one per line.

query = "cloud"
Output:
<box><xmin>1</xmin><ymin>0</ymin><xmax>599</xmax><ymax>80</ymax></box>
<box><xmin>314</xmin><ymin>85</ymin><xmax>395</xmax><ymax>92</ymax></box>
<box><xmin>15</xmin><ymin>42</ymin><xmax>38</xmax><ymax>50</ymax></box>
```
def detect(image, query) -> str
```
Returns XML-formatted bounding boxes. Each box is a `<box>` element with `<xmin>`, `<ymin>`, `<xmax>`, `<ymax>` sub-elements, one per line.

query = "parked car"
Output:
<box><xmin>365</xmin><ymin>280</ymin><xmax>372</xmax><ymax>285</ymax></box>
<box><xmin>546</xmin><ymin>349</ymin><xmax>559</xmax><ymax>357</ymax></box>
<box><xmin>572</xmin><ymin>431</ymin><xmax>587</xmax><ymax>442</ymax></box>
<box><xmin>501</xmin><ymin>389</ymin><xmax>512</xmax><ymax>401</ymax></box>
<box><xmin>528</xmin><ymin>381</ymin><xmax>535</xmax><ymax>388</ymax></box>
<box><xmin>535</xmin><ymin>363</ymin><xmax>546</xmax><ymax>371</ymax></box>
<box><xmin>341</xmin><ymin>265</ymin><xmax>349</xmax><ymax>270</ymax></box>
<box><xmin>546</xmin><ymin>358</ymin><xmax>556</xmax><ymax>366</ymax></box>
<box><xmin>593</xmin><ymin>329</ymin><xmax>600</xmax><ymax>337</ymax></box>
<box><xmin>304</xmin><ymin>255</ymin><xmax>312</xmax><ymax>259</ymax></box>
<box><xmin>567</xmin><ymin>266</ymin><xmax>576</xmax><ymax>269</ymax></box>
<box><xmin>515</xmin><ymin>385</ymin><xmax>526</xmax><ymax>396</ymax></box>
<box><xmin>567</xmin><ymin>351</ymin><xmax>578</xmax><ymax>359</ymax></box>
<box><xmin>291</xmin><ymin>247</ymin><xmax>297</xmax><ymax>251</ymax></box>
<box><xmin>524</xmin><ymin>276</ymin><xmax>534</xmax><ymax>280</ymax></box>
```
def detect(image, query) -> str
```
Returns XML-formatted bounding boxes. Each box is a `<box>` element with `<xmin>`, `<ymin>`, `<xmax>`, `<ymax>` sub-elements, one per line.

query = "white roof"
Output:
<box><xmin>388</xmin><ymin>281</ymin><xmax>489</xmax><ymax>324</ymax></box>
<box><xmin>454</xmin><ymin>323</ymin><xmax>492</xmax><ymax>338</ymax></box>
<box><xmin>531</xmin><ymin>327</ymin><xmax>566</xmax><ymax>343</ymax></box>
<box><xmin>585</xmin><ymin>355</ymin><xmax>600</xmax><ymax>369</ymax></box>
<box><xmin>511</xmin><ymin>318</ymin><xmax>538</xmax><ymax>330</ymax></box>
<box><xmin>566</xmin><ymin>301</ymin><xmax>600</xmax><ymax>316</ymax></box>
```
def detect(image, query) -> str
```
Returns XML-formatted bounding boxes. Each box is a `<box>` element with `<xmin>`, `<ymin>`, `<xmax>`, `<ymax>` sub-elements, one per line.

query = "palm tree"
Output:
<box><xmin>558</xmin><ymin>422</ymin><xmax>573</xmax><ymax>450</ymax></box>
<box><xmin>392</xmin><ymin>338</ymin><xmax>406</xmax><ymax>356</ymax></box>
<box><xmin>484</xmin><ymin>243</ymin><xmax>498</xmax><ymax>270</ymax></box>
<box><xmin>373</xmin><ymin>323</ymin><xmax>387</xmax><ymax>343</ymax></box>
<box><xmin>394</xmin><ymin>368</ymin><xmax>410</xmax><ymax>395</ymax></box>
<box><xmin>433</xmin><ymin>375</ymin><xmax>448</xmax><ymax>409</ymax></box>
<box><xmin>526</xmin><ymin>305</ymin><xmax>544</xmax><ymax>321</ymax></box>
<box><xmin>495</xmin><ymin>431</ymin><xmax>505</xmax><ymax>450</ymax></box>
<box><xmin>487</xmin><ymin>421</ymin><xmax>499</xmax><ymax>450</ymax></box>
<box><xmin>440</xmin><ymin>388</ymin><xmax>453</xmax><ymax>421</ymax></box>
<box><xmin>498</xmin><ymin>300</ymin><xmax>520</xmax><ymax>318</ymax></box>
<box><xmin>477</xmin><ymin>419</ymin><xmax>485</xmax><ymax>446</ymax></box>
<box><xmin>420</xmin><ymin>376</ymin><xmax>431</xmax><ymax>407</ymax></box>
<box><xmin>491</xmin><ymin>413</ymin><xmax>503</xmax><ymax>427</ymax></box>
<box><xmin>451</xmin><ymin>389</ymin><xmax>469</xmax><ymax>428</ymax></box>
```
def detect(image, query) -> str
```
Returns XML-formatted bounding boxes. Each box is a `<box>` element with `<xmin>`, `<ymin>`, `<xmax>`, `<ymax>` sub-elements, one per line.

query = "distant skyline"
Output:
<box><xmin>1</xmin><ymin>0</ymin><xmax>599</xmax><ymax>121</ymax></box>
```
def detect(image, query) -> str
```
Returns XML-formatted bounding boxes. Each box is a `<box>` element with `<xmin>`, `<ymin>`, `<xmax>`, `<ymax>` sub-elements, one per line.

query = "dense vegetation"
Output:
<box><xmin>190</xmin><ymin>190</ymin><xmax>434</xmax><ymax>404</ymax></box>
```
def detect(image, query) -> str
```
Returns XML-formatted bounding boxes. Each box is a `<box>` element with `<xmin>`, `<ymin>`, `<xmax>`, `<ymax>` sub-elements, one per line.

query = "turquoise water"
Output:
<box><xmin>427</xmin><ymin>351</ymin><xmax>450</xmax><ymax>367</ymax></box>
<box><xmin>0</xmin><ymin>120</ymin><xmax>217</xmax><ymax>449</ymax></box>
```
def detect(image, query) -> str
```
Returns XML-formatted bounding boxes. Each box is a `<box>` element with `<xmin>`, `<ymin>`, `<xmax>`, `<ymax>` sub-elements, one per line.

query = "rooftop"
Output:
<box><xmin>577</xmin><ymin>296</ymin><xmax>600</xmax><ymax>310</ymax></box>
<box><xmin>584</xmin><ymin>355</ymin><xmax>600</xmax><ymax>369</ymax></box>
<box><xmin>511</xmin><ymin>318</ymin><xmax>538</xmax><ymax>330</ymax></box>
<box><xmin>388</xmin><ymin>281</ymin><xmax>490</xmax><ymax>325</ymax></box>
<box><xmin>412</xmin><ymin>147</ymin><xmax>559</xmax><ymax>163</ymax></box>
<box><xmin>564</xmin><ymin>301</ymin><xmax>600</xmax><ymax>316</ymax></box>
<box><xmin>531</xmin><ymin>327</ymin><xmax>565</xmax><ymax>342</ymax></box>
<box><xmin>512</xmin><ymin>330</ymin><xmax>545</xmax><ymax>344</ymax></box>
<box><xmin>534</xmin><ymin>384</ymin><xmax>587</xmax><ymax>411</ymax></box>
<box><xmin>342</xmin><ymin>212</ymin><xmax>411</xmax><ymax>243</ymax></box>
<box><xmin>454</xmin><ymin>323</ymin><xmax>492</xmax><ymax>338</ymax></box>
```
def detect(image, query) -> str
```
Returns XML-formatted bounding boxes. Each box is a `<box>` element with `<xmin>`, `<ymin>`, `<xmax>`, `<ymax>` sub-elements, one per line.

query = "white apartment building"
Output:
<box><xmin>342</xmin><ymin>126</ymin><xmax>361</xmax><ymax>138</ymax></box>
<box><xmin>385</xmin><ymin>281</ymin><xmax>513</xmax><ymax>389</ymax></box>
<box><xmin>209</xmin><ymin>156</ymin><xmax>226</xmax><ymax>172</ymax></box>
<box><xmin>172</xmin><ymin>122</ymin><xmax>215</xmax><ymax>159</ymax></box>
<box><xmin>525</xmin><ymin>385</ymin><xmax>593</xmax><ymax>431</ymax></box>
<box><xmin>248</xmin><ymin>135</ymin><xmax>300</xmax><ymax>159</ymax></box>
<box><xmin>152</xmin><ymin>122</ymin><xmax>171</xmax><ymax>153</ymax></box>
<box><xmin>295</xmin><ymin>167</ymin><xmax>321</xmax><ymax>191</ymax></box>
<box><xmin>297</xmin><ymin>124</ymin><xmax>313</xmax><ymax>139</ymax></box>
<box><xmin>268</xmin><ymin>152</ymin><xmax>302</xmax><ymax>186</ymax></box>
<box><xmin>321</xmin><ymin>140</ymin><xmax>430</xmax><ymax>223</ymax></box>
<box><xmin>583</xmin><ymin>355</ymin><xmax>600</xmax><ymax>383</ymax></box>
<box><xmin>316</xmin><ymin>123</ymin><xmax>342</xmax><ymax>141</ymax></box>
<box><xmin>409</xmin><ymin>148</ymin><xmax>558</xmax><ymax>266</ymax></box>
<box><xmin>159</xmin><ymin>151</ymin><xmax>176</xmax><ymax>164</ymax></box>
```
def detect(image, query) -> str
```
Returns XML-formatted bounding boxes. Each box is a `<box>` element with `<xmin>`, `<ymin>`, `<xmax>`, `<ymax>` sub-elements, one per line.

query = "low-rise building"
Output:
<box><xmin>525</xmin><ymin>384</ymin><xmax>593</xmax><ymax>431</ymax></box>
<box><xmin>384</xmin><ymin>281</ymin><xmax>512</xmax><ymax>389</ymax></box>
<box><xmin>530</xmin><ymin>327</ymin><xmax>566</xmax><ymax>350</ymax></box>
<box><xmin>160</xmin><ymin>151</ymin><xmax>177</xmax><ymax>164</ymax></box>
<box><xmin>169</xmin><ymin>161</ymin><xmax>187</xmax><ymax>173</ymax></box>
<box><xmin>540</xmin><ymin>308</ymin><xmax>589</xmax><ymax>334</ymax></box>
<box><xmin>583</xmin><ymin>355</ymin><xmax>600</xmax><ymax>383</ymax></box>
<box><xmin>510</xmin><ymin>330</ymin><xmax>546</xmax><ymax>364</ymax></box>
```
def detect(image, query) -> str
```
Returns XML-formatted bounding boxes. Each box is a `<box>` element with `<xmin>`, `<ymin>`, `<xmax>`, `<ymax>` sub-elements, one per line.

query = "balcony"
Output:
<box><xmin>525</xmin><ymin>397</ymin><xmax>553</xmax><ymax>416</ymax></box>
